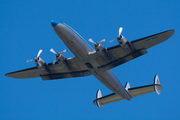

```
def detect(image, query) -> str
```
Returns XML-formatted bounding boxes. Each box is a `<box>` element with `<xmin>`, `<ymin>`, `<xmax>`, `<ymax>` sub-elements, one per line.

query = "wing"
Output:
<box><xmin>5</xmin><ymin>57</ymin><xmax>92</xmax><ymax>80</ymax></box>
<box><xmin>93</xmin><ymin>84</ymin><xmax>162</xmax><ymax>105</ymax></box>
<box><xmin>88</xmin><ymin>30</ymin><xmax>175</xmax><ymax>72</ymax></box>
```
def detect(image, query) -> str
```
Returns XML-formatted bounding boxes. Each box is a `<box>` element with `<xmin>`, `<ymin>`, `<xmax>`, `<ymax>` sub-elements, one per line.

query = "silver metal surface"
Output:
<box><xmin>52</xmin><ymin>22</ymin><xmax>131</xmax><ymax>100</ymax></box>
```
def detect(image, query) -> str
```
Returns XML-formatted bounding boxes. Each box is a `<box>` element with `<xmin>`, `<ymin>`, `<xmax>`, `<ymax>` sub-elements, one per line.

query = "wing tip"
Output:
<box><xmin>168</xmin><ymin>29</ymin><xmax>175</xmax><ymax>35</ymax></box>
<box><xmin>5</xmin><ymin>72</ymin><xmax>21</xmax><ymax>79</ymax></box>
<box><xmin>5</xmin><ymin>73</ymin><xmax>12</xmax><ymax>78</ymax></box>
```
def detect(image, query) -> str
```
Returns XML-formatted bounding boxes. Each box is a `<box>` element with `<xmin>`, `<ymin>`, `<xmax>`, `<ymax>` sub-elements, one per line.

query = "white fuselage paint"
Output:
<box><xmin>52</xmin><ymin>22</ymin><xmax>131</xmax><ymax>101</ymax></box>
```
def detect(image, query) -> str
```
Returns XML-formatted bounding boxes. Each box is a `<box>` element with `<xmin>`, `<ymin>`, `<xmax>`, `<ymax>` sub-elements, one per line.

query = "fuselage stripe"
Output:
<box><xmin>60</xmin><ymin>22</ymin><xmax>93</xmax><ymax>51</ymax></box>
<box><xmin>77</xmin><ymin>41</ymin><xmax>85</xmax><ymax>52</ymax></box>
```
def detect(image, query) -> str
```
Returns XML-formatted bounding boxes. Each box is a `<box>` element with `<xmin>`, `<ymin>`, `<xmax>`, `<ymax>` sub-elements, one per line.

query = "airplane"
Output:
<box><xmin>5</xmin><ymin>20</ymin><xmax>175</xmax><ymax>109</ymax></box>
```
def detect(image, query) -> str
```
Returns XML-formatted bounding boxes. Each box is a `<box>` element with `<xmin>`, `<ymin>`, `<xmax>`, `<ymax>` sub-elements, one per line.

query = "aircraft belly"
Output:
<box><xmin>90</xmin><ymin>69</ymin><xmax>131</xmax><ymax>100</ymax></box>
<box><xmin>53</xmin><ymin>23</ymin><xmax>131</xmax><ymax>100</ymax></box>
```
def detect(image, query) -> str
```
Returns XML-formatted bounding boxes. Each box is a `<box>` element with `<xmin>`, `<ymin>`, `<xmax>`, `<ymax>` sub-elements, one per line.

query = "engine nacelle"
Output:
<box><xmin>94</xmin><ymin>43</ymin><xmax>105</xmax><ymax>51</ymax></box>
<box><xmin>94</xmin><ymin>43</ymin><xmax>112</xmax><ymax>61</ymax></box>
<box><xmin>55</xmin><ymin>53</ymin><xmax>72</xmax><ymax>71</ymax></box>
<box><xmin>117</xmin><ymin>35</ymin><xmax>133</xmax><ymax>51</ymax></box>
<box><xmin>35</xmin><ymin>57</ymin><xmax>45</xmax><ymax>66</ymax></box>
<box><xmin>55</xmin><ymin>52</ymin><xmax>66</xmax><ymax>61</ymax></box>
<box><xmin>34</xmin><ymin>57</ymin><xmax>49</xmax><ymax>73</ymax></box>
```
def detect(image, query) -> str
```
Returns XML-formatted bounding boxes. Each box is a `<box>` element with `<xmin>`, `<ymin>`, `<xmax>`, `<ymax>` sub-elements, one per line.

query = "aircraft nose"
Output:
<box><xmin>51</xmin><ymin>20</ymin><xmax>60</xmax><ymax>27</ymax></box>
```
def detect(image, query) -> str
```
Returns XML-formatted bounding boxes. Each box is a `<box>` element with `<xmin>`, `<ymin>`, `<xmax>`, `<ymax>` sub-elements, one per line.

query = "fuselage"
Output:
<box><xmin>51</xmin><ymin>20</ymin><xmax>131</xmax><ymax>101</ymax></box>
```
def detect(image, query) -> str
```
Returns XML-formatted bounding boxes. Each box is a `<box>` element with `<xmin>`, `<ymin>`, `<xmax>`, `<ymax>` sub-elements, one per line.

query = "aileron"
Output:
<box><xmin>132</xmin><ymin>30</ymin><xmax>175</xmax><ymax>50</ymax></box>
<box><xmin>5</xmin><ymin>67</ymin><xmax>42</xmax><ymax>79</ymax></box>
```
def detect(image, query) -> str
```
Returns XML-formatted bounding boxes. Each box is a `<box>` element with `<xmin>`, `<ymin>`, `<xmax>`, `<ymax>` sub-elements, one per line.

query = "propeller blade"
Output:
<box><xmin>109</xmin><ymin>39</ymin><xmax>116</xmax><ymax>43</ymax></box>
<box><xmin>88</xmin><ymin>38</ymin><xmax>95</xmax><ymax>44</ymax></box>
<box><xmin>50</xmin><ymin>48</ymin><xmax>57</xmax><ymax>54</ymax></box>
<box><xmin>26</xmin><ymin>59</ymin><xmax>33</xmax><ymax>63</ymax></box>
<box><xmin>52</xmin><ymin>59</ymin><xmax>56</xmax><ymax>65</ymax></box>
<box><xmin>119</xmin><ymin>27</ymin><xmax>123</xmax><ymax>36</ymax></box>
<box><xmin>37</xmin><ymin>49</ymin><xmax>43</xmax><ymax>58</ymax></box>
<box><xmin>99</xmin><ymin>39</ymin><xmax>106</xmax><ymax>44</ymax></box>
<box><xmin>60</xmin><ymin>49</ymin><xmax>67</xmax><ymax>54</ymax></box>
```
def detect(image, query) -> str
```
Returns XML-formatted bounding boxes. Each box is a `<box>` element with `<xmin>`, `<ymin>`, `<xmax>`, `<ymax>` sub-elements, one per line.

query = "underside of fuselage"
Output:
<box><xmin>51</xmin><ymin>20</ymin><xmax>132</xmax><ymax>101</ymax></box>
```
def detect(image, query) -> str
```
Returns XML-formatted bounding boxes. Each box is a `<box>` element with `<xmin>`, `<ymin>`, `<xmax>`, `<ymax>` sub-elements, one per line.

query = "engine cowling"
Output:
<box><xmin>88</xmin><ymin>38</ymin><xmax>112</xmax><ymax>61</ymax></box>
<box><xmin>54</xmin><ymin>52</ymin><xmax>72</xmax><ymax>71</ymax></box>
<box><xmin>34</xmin><ymin>57</ymin><xmax>49</xmax><ymax>73</ymax></box>
<box><xmin>94</xmin><ymin>42</ymin><xmax>105</xmax><ymax>51</ymax></box>
<box><xmin>34</xmin><ymin>57</ymin><xmax>45</xmax><ymax>66</ymax></box>
<box><xmin>55</xmin><ymin>52</ymin><xmax>66</xmax><ymax>62</ymax></box>
<box><xmin>117</xmin><ymin>35</ymin><xmax>133</xmax><ymax>51</ymax></box>
<box><xmin>94</xmin><ymin>43</ymin><xmax>112</xmax><ymax>61</ymax></box>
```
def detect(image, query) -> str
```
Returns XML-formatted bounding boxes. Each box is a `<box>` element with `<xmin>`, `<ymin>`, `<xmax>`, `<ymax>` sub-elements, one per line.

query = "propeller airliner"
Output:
<box><xmin>5</xmin><ymin>20</ymin><xmax>175</xmax><ymax>109</ymax></box>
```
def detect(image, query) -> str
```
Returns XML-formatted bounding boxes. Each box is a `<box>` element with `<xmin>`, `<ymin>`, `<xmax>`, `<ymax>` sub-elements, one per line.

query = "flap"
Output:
<box><xmin>98</xmin><ymin>49</ymin><xmax>147</xmax><ymax>72</ymax></box>
<box><xmin>40</xmin><ymin>70</ymin><xmax>92</xmax><ymax>80</ymax></box>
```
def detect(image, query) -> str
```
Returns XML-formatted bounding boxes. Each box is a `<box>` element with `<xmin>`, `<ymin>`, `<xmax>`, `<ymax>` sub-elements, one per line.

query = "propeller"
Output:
<box><xmin>88</xmin><ymin>38</ymin><xmax>106</xmax><ymax>47</ymax></box>
<box><xmin>99</xmin><ymin>39</ymin><xmax>106</xmax><ymax>44</ymax></box>
<box><xmin>50</xmin><ymin>48</ymin><xmax>67</xmax><ymax>54</ymax></box>
<box><xmin>118</xmin><ymin>27</ymin><xmax>123</xmax><ymax>36</ymax></box>
<box><xmin>60</xmin><ymin>49</ymin><xmax>67</xmax><ymax>54</ymax></box>
<box><xmin>26</xmin><ymin>49</ymin><xmax>43</xmax><ymax>63</ymax></box>
<box><xmin>50</xmin><ymin>48</ymin><xmax>67</xmax><ymax>64</ymax></box>
<box><xmin>26</xmin><ymin>59</ymin><xmax>33</xmax><ymax>63</ymax></box>
<box><xmin>109</xmin><ymin>27</ymin><xmax>123</xmax><ymax>43</ymax></box>
<box><xmin>109</xmin><ymin>39</ymin><xmax>115</xmax><ymax>43</ymax></box>
<box><xmin>50</xmin><ymin>48</ymin><xmax>57</xmax><ymax>54</ymax></box>
<box><xmin>88</xmin><ymin>38</ymin><xmax>95</xmax><ymax>44</ymax></box>
<box><xmin>37</xmin><ymin>49</ymin><xmax>43</xmax><ymax>58</ymax></box>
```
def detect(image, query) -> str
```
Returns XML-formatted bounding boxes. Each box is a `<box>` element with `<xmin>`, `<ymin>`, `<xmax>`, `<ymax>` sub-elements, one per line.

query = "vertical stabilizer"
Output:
<box><xmin>125</xmin><ymin>82</ymin><xmax>130</xmax><ymax>91</ymax></box>
<box><xmin>96</xmin><ymin>90</ymin><xmax>103</xmax><ymax>109</ymax></box>
<box><xmin>154</xmin><ymin>75</ymin><xmax>161</xmax><ymax>95</ymax></box>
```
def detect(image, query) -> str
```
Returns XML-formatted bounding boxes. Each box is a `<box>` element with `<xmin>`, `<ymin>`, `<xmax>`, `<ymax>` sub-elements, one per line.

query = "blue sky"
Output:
<box><xmin>1</xmin><ymin>0</ymin><xmax>180</xmax><ymax>119</ymax></box>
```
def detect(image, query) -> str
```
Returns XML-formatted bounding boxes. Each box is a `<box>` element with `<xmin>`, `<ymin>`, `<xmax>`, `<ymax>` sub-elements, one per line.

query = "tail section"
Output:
<box><xmin>93</xmin><ymin>75</ymin><xmax>162</xmax><ymax>109</ymax></box>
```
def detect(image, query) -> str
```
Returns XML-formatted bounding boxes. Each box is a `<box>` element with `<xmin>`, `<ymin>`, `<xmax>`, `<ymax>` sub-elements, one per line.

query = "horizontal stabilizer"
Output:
<box><xmin>93</xmin><ymin>75</ymin><xmax>162</xmax><ymax>108</ymax></box>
